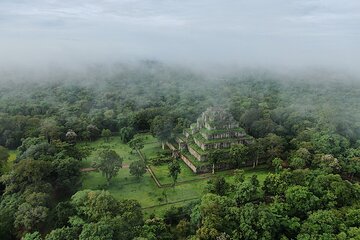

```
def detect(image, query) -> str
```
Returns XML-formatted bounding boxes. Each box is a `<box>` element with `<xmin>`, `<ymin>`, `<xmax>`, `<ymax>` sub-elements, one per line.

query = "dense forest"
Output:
<box><xmin>0</xmin><ymin>63</ymin><xmax>360</xmax><ymax>239</ymax></box>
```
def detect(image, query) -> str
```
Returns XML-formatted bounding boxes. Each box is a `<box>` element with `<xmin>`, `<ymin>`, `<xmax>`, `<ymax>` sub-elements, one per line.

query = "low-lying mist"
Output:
<box><xmin>1</xmin><ymin>0</ymin><xmax>360</xmax><ymax>76</ymax></box>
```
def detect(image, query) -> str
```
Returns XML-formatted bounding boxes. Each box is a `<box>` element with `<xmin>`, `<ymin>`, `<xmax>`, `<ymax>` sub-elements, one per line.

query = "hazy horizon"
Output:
<box><xmin>0</xmin><ymin>0</ymin><xmax>359</xmax><ymax>74</ymax></box>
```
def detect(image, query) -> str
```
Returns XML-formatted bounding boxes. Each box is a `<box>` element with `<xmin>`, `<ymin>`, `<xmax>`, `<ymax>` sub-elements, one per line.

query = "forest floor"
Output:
<box><xmin>79</xmin><ymin>134</ymin><xmax>271</xmax><ymax>217</ymax></box>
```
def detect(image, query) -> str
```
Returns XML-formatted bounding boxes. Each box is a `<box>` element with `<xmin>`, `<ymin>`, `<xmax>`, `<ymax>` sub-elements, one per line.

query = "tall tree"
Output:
<box><xmin>40</xmin><ymin>118</ymin><xmax>60</xmax><ymax>143</ymax></box>
<box><xmin>86</xmin><ymin>124</ymin><xmax>100</xmax><ymax>141</ymax></box>
<box><xmin>206</xmin><ymin>177</ymin><xmax>229</xmax><ymax>196</ymax></box>
<box><xmin>272</xmin><ymin>157</ymin><xmax>284</xmax><ymax>173</ymax></box>
<box><xmin>14</xmin><ymin>192</ymin><xmax>50</xmax><ymax>236</ymax></box>
<box><xmin>94</xmin><ymin>150</ymin><xmax>122</xmax><ymax>185</ymax></box>
<box><xmin>248</xmin><ymin>140</ymin><xmax>264</xmax><ymax>167</ymax></box>
<box><xmin>208</xmin><ymin>149</ymin><xmax>225</xmax><ymax>174</ymax></box>
<box><xmin>101</xmin><ymin>129</ymin><xmax>112</xmax><ymax>142</ymax></box>
<box><xmin>168</xmin><ymin>160</ymin><xmax>181</xmax><ymax>187</ymax></box>
<box><xmin>285</xmin><ymin>185</ymin><xmax>319</xmax><ymax>217</ymax></box>
<box><xmin>230</xmin><ymin>144</ymin><xmax>248</xmax><ymax>167</ymax></box>
<box><xmin>128</xmin><ymin>137</ymin><xmax>144</xmax><ymax>154</ymax></box>
<box><xmin>259</xmin><ymin>133</ymin><xmax>286</xmax><ymax>164</ymax></box>
<box><xmin>151</xmin><ymin>115</ymin><xmax>174</xmax><ymax>149</ymax></box>
<box><xmin>129</xmin><ymin>160</ymin><xmax>147</xmax><ymax>180</ymax></box>
<box><xmin>119</xmin><ymin>127</ymin><xmax>134</xmax><ymax>143</ymax></box>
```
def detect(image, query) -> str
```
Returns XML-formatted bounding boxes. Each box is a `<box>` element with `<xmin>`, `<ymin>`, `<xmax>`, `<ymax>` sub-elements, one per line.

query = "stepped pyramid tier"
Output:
<box><xmin>195</xmin><ymin>107</ymin><xmax>239</xmax><ymax>130</ymax></box>
<box><xmin>177</xmin><ymin>107</ymin><xmax>252</xmax><ymax>164</ymax></box>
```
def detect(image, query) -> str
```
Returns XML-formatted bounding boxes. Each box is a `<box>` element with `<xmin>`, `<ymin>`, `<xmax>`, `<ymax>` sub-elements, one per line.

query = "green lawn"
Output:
<box><xmin>80</xmin><ymin>134</ymin><xmax>271</xmax><ymax>217</ymax></box>
<box><xmin>149</xmin><ymin>160</ymin><xmax>202</xmax><ymax>185</ymax></box>
<box><xmin>141</xmin><ymin>134</ymin><xmax>169</xmax><ymax>159</ymax></box>
<box><xmin>4</xmin><ymin>135</ymin><xmax>271</xmax><ymax>217</ymax></box>
<box><xmin>79</xmin><ymin>136</ymin><xmax>140</xmax><ymax>168</ymax></box>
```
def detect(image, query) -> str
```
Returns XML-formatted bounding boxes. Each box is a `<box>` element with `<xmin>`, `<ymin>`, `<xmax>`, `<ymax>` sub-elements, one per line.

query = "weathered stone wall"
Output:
<box><xmin>166</xmin><ymin>142</ymin><xmax>176</xmax><ymax>151</ymax></box>
<box><xmin>184</xmin><ymin>131</ymin><xmax>190</xmax><ymax>138</ymax></box>
<box><xmin>195</xmin><ymin>160</ymin><xmax>258</xmax><ymax>174</ymax></box>
<box><xmin>188</xmin><ymin>146</ymin><xmax>207</xmax><ymax>161</ymax></box>
<box><xmin>180</xmin><ymin>154</ymin><xmax>197</xmax><ymax>173</ymax></box>
<box><xmin>202</xmin><ymin>131</ymin><xmax>246</xmax><ymax>140</ymax></box>
<box><xmin>179</xmin><ymin>142</ymin><xmax>187</xmax><ymax>150</ymax></box>
<box><xmin>196</xmin><ymin>162</ymin><xmax>234</xmax><ymax>174</ymax></box>
<box><xmin>200</xmin><ymin>132</ymin><xmax>208</xmax><ymax>140</ymax></box>
<box><xmin>200</xmin><ymin>139</ymin><xmax>246</xmax><ymax>150</ymax></box>
<box><xmin>194</xmin><ymin>138</ymin><xmax>206</xmax><ymax>150</ymax></box>
<box><xmin>234</xmin><ymin>132</ymin><xmax>246</xmax><ymax>137</ymax></box>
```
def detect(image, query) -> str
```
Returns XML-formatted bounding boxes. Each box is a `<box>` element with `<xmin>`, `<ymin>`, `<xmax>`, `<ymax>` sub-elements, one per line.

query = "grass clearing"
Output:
<box><xmin>141</xmin><ymin>134</ymin><xmax>169</xmax><ymax>159</ymax></box>
<box><xmin>79</xmin><ymin>136</ymin><xmax>140</xmax><ymax>168</ymax></box>
<box><xmin>4</xmin><ymin>134</ymin><xmax>271</xmax><ymax>217</ymax></box>
<box><xmin>149</xmin><ymin>160</ymin><xmax>202</xmax><ymax>185</ymax></box>
<box><xmin>80</xmin><ymin>133</ymin><xmax>271</xmax><ymax>217</ymax></box>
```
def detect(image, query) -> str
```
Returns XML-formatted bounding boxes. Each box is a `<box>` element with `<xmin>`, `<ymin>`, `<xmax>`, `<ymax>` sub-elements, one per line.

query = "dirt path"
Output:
<box><xmin>80</xmin><ymin>168</ymin><xmax>97</xmax><ymax>172</ymax></box>
<box><xmin>80</xmin><ymin>163</ymin><xmax>130</xmax><ymax>172</ymax></box>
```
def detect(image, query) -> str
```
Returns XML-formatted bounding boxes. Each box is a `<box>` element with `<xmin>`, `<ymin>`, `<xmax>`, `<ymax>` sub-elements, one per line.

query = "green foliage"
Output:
<box><xmin>140</xmin><ymin>217</ymin><xmax>173</xmax><ymax>240</ymax></box>
<box><xmin>258</xmin><ymin>133</ymin><xmax>286</xmax><ymax>163</ymax></box>
<box><xmin>47</xmin><ymin>190</ymin><xmax>144</xmax><ymax>240</ymax></box>
<box><xmin>168</xmin><ymin>160</ymin><xmax>181</xmax><ymax>186</ymax></box>
<box><xmin>52</xmin><ymin>201</ymin><xmax>76</xmax><ymax>228</ymax></box>
<box><xmin>207</xmin><ymin>149</ymin><xmax>228</xmax><ymax>174</ymax></box>
<box><xmin>45</xmin><ymin>227</ymin><xmax>78</xmax><ymax>240</ymax></box>
<box><xmin>230</xmin><ymin>144</ymin><xmax>248</xmax><ymax>166</ymax></box>
<box><xmin>195</xmin><ymin>194</ymin><xmax>235</xmax><ymax>239</ymax></box>
<box><xmin>101</xmin><ymin>129</ymin><xmax>112</xmax><ymax>142</ymax></box>
<box><xmin>129</xmin><ymin>160</ymin><xmax>147</xmax><ymax>179</ymax></box>
<box><xmin>310</xmin><ymin>174</ymin><xmax>359</xmax><ymax>208</ymax></box>
<box><xmin>2</xmin><ymin>159</ymin><xmax>52</xmax><ymax>194</ymax></box>
<box><xmin>15</xmin><ymin>200</ymin><xmax>49</xmax><ymax>234</ymax></box>
<box><xmin>206</xmin><ymin>176</ymin><xmax>229</xmax><ymax>196</ymax></box>
<box><xmin>285</xmin><ymin>186</ymin><xmax>319</xmax><ymax>217</ymax></box>
<box><xmin>289</xmin><ymin>156</ymin><xmax>306</xmax><ymax>169</ymax></box>
<box><xmin>234</xmin><ymin>175</ymin><xmax>263</xmax><ymax>205</ymax></box>
<box><xmin>0</xmin><ymin>145</ymin><xmax>9</xmax><ymax>173</ymax></box>
<box><xmin>119</xmin><ymin>127</ymin><xmax>135</xmax><ymax>143</ymax></box>
<box><xmin>316</xmin><ymin>154</ymin><xmax>341</xmax><ymax>173</ymax></box>
<box><xmin>311</xmin><ymin>132</ymin><xmax>350</xmax><ymax>157</ymax></box>
<box><xmin>128</xmin><ymin>137</ymin><xmax>144</xmax><ymax>152</ymax></box>
<box><xmin>263</xmin><ymin>172</ymin><xmax>289</xmax><ymax>196</ymax></box>
<box><xmin>94</xmin><ymin>149</ymin><xmax>122</xmax><ymax>184</ymax></box>
<box><xmin>151</xmin><ymin>115</ymin><xmax>174</xmax><ymax>147</ymax></box>
<box><xmin>22</xmin><ymin>231</ymin><xmax>42</xmax><ymax>240</ymax></box>
<box><xmin>233</xmin><ymin>169</ymin><xmax>246</xmax><ymax>183</ymax></box>
<box><xmin>1</xmin><ymin>65</ymin><xmax>360</xmax><ymax>239</ymax></box>
<box><xmin>40</xmin><ymin>118</ymin><xmax>60</xmax><ymax>143</ymax></box>
<box><xmin>79</xmin><ymin>221</ymin><xmax>114</xmax><ymax>240</ymax></box>
<box><xmin>176</xmin><ymin>219</ymin><xmax>192</xmax><ymax>238</ymax></box>
<box><xmin>71</xmin><ymin>190</ymin><xmax>121</xmax><ymax>221</ymax></box>
<box><xmin>297</xmin><ymin>210</ymin><xmax>342</xmax><ymax>239</ymax></box>
<box><xmin>272</xmin><ymin>157</ymin><xmax>284</xmax><ymax>173</ymax></box>
<box><xmin>0</xmin><ymin>194</ymin><xmax>22</xmax><ymax>239</ymax></box>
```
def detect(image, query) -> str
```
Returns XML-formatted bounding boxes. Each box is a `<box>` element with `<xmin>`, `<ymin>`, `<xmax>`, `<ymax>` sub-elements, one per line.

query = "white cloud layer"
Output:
<box><xmin>0</xmin><ymin>0</ymin><xmax>359</xmax><ymax>71</ymax></box>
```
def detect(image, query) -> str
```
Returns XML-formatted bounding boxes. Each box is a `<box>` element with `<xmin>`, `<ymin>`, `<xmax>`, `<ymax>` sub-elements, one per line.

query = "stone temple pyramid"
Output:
<box><xmin>175</xmin><ymin>107</ymin><xmax>252</xmax><ymax>173</ymax></box>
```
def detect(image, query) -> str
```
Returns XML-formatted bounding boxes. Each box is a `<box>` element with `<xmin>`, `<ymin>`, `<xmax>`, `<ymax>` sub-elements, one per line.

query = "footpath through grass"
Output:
<box><xmin>80</xmin><ymin>133</ymin><xmax>271</xmax><ymax>216</ymax></box>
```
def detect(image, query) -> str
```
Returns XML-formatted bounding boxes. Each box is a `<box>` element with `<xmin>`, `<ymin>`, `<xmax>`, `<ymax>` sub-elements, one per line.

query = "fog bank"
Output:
<box><xmin>0</xmin><ymin>0</ymin><xmax>359</xmax><ymax>74</ymax></box>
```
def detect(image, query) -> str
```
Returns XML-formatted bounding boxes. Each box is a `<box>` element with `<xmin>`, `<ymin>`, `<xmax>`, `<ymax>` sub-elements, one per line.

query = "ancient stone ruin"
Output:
<box><xmin>175</xmin><ymin>107</ymin><xmax>252</xmax><ymax>173</ymax></box>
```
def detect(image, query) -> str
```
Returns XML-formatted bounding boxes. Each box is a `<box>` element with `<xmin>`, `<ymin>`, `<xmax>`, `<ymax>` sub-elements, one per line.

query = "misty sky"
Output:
<box><xmin>0</xmin><ymin>0</ymin><xmax>360</xmax><ymax>71</ymax></box>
